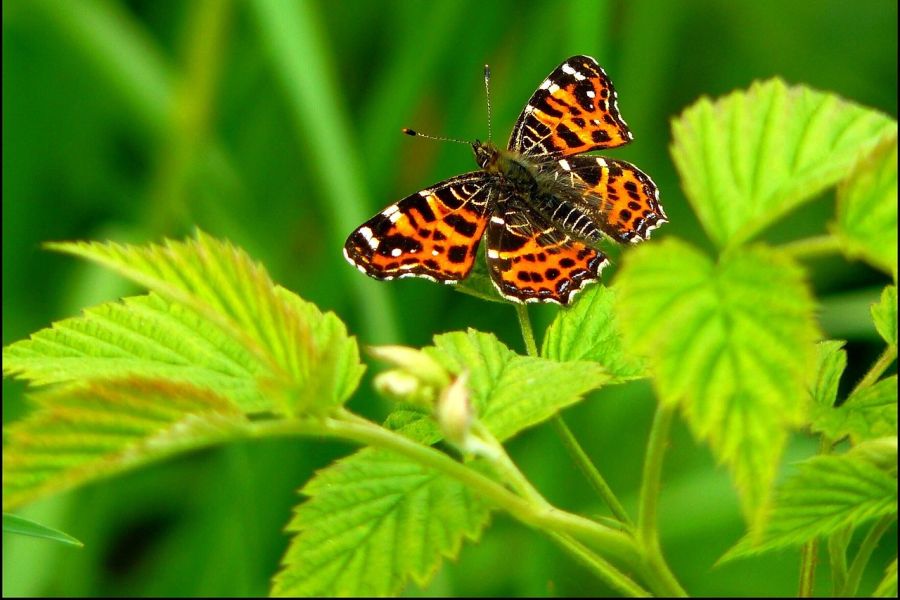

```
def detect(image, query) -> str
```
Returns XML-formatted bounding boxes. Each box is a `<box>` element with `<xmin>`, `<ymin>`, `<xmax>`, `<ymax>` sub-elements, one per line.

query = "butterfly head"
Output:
<box><xmin>472</xmin><ymin>139</ymin><xmax>501</xmax><ymax>172</ymax></box>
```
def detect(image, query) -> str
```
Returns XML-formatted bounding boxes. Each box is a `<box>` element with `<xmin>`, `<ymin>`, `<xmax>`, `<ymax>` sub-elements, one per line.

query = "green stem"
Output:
<box><xmin>548</xmin><ymin>533</ymin><xmax>650</xmax><ymax>597</ymax></box>
<box><xmin>550</xmin><ymin>417</ymin><xmax>634</xmax><ymax>527</ymax></box>
<box><xmin>247</xmin><ymin>413</ymin><xmax>643</xmax><ymax>569</ymax></box>
<box><xmin>798</xmin><ymin>539</ymin><xmax>819</xmax><ymax>597</ymax></box>
<box><xmin>637</xmin><ymin>403</ymin><xmax>687</xmax><ymax>597</ymax></box>
<box><xmin>841</xmin><ymin>515</ymin><xmax>895</xmax><ymax>596</ymax></box>
<box><xmin>514</xmin><ymin>303</ymin><xmax>633</xmax><ymax>526</ymax></box>
<box><xmin>514</xmin><ymin>303</ymin><xmax>540</xmax><ymax>357</ymax></box>
<box><xmin>828</xmin><ymin>525</ymin><xmax>852</xmax><ymax>595</ymax></box>
<box><xmin>800</xmin><ymin>435</ymin><xmax>833</xmax><ymax>596</ymax></box>
<box><xmin>780</xmin><ymin>235</ymin><xmax>843</xmax><ymax>260</ymax></box>
<box><xmin>850</xmin><ymin>345</ymin><xmax>898</xmax><ymax>396</ymax></box>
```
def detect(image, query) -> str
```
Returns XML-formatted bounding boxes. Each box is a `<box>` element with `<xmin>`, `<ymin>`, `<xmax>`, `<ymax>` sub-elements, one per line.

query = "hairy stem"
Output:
<box><xmin>798</xmin><ymin>539</ymin><xmax>819</xmax><ymax>596</ymax></box>
<box><xmin>247</xmin><ymin>413</ymin><xmax>643</xmax><ymax>569</ymax></box>
<box><xmin>514</xmin><ymin>303</ymin><xmax>633</xmax><ymax>525</ymax></box>
<box><xmin>548</xmin><ymin>533</ymin><xmax>650</xmax><ymax>597</ymax></box>
<box><xmin>841</xmin><ymin>515</ymin><xmax>895</xmax><ymax>596</ymax></box>
<box><xmin>850</xmin><ymin>345</ymin><xmax>898</xmax><ymax>396</ymax></box>
<box><xmin>637</xmin><ymin>403</ymin><xmax>688</xmax><ymax>597</ymax></box>
<box><xmin>828</xmin><ymin>525</ymin><xmax>852</xmax><ymax>595</ymax></box>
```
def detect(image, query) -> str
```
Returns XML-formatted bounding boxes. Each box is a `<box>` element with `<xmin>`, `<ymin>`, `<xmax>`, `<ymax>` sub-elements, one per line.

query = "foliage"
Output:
<box><xmin>3</xmin><ymin>1</ymin><xmax>897</xmax><ymax>596</ymax></box>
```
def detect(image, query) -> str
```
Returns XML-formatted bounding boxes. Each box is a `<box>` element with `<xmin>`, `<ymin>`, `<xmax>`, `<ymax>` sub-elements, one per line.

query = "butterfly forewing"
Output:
<box><xmin>509</xmin><ymin>55</ymin><xmax>632</xmax><ymax>159</ymax></box>
<box><xmin>344</xmin><ymin>173</ymin><xmax>492</xmax><ymax>283</ymax></box>
<box><xmin>485</xmin><ymin>193</ymin><xmax>608</xmax><ymax>305</ymax></box>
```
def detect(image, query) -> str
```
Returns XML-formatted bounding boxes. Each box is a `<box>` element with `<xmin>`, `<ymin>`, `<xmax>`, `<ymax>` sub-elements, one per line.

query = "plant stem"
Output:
<box><xmin>513</xmin><ymin>303</ymin><xmax>633</xmax><ymax>526</ymax></box>
<box><xmin>550</xmin><ymin>416</ymin><xmax>634</xmax><ymax>527</ymax></box>
<box><xmin>850</xmin><ymin>345</ymin><xmax>898</xmax><ymax>396</ymax></box>
<box><xmin>548</xmin><ymin>533</ymin><xmax>650</xmax><ymax>597</ymax></box>
<box><xmin>841</xmin><ymin>514</ymin><xmax>895</xmax><ymax>596</ymax></box>
<box><xmin>780</xmin><ymin>235</ymin><xmax>842</xmax><ymax>260</ymax></box>
<box><xmin>514</xmin><ymin>303</ymin><xmax>540</xmax><ymax>357</ymax></box>
<box><xmin>637</xmin><ymin>403</ymin><xmax>688</xmax><ymax>597</ymax></box>
<box><xmin>828</xmin><ymin>525</ymin><xmax>852</xmax><ymax>595</ymax></box>
<box><xmin>246</xmin><ymin>414</ymin><xmax>643</xmax><ymax>569</ymax></box>
<box><xmin>800</xmin><ymin>435</ymin><xmax>834</xmax><ymax>596</ymax></box>
<box><xmin>798</xmin><ymin>538</ymin><xmax>819</xmax><ymax>597</ymax></box>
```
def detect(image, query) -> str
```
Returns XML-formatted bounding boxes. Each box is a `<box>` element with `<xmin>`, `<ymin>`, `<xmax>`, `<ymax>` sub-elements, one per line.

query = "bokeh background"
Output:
<box><xmin>3</xmin><ymin>0</ymin><xmax>897</xmax><ymax>596</ymax></box>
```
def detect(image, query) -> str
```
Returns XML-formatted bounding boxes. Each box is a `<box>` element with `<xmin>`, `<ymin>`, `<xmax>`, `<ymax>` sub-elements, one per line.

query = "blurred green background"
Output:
<box><xmin>3</xmin><ymin>0</ymin><xmax>897</xmax><ymax>596</ymax></box>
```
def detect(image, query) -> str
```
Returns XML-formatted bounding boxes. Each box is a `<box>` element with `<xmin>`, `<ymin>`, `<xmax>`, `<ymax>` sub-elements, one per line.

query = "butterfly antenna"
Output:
<box><xmin>401</xmin><ymin>128</ymin><xmax>468</xmax><ymax>145</ymax></box>
<box><xmin>484</xmin><ymin>64</ymin><xmax>493</xmax><ymax>142</ymax></box>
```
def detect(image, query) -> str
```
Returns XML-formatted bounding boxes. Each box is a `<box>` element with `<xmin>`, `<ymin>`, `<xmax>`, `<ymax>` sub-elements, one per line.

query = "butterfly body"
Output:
<box><xmin>344</xmin><ymin>55</ymin><xmax>666</xmax><ymax>304</ymax></box>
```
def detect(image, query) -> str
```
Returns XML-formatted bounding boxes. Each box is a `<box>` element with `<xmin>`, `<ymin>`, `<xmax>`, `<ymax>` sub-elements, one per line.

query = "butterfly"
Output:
<box><xmin>343</xmin><ymin>55</ymin><xmax>666</xmax><ymax>305</ymax></box>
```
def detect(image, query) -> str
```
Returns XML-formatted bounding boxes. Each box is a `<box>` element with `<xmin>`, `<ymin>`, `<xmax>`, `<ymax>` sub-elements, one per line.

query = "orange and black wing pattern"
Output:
<box><xmin>485</xmin><ymin>195</ymin><xmax>608</xmax><ymax>305</ymax></box>
<box><xmin>343</xmin><ymin>173</ymin><xmax>491</xmax><ymax>283</ymax></box>
<box><xmin>551</xmin><ymin>156</ymin><xmax>666</xmax><ymax>244</ymax></box>
<box><xmin>509</xmin><ymin>55</ymin><xmax>632</xmax><ymax>159</ymax></box>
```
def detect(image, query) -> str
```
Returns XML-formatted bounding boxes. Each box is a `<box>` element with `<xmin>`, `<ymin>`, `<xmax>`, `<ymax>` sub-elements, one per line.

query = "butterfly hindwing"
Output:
<box><xmin>550</xmin><ymin>156</ymin><xmax>667</xmax><ymax>243</ymax></box>
<box><xmin>509</xmin><ymin>55</ymin><xmax>632</xmax><ymax>159</ymax></box>
<box><xmin>486</xmin><ymin>194</ymin><xmax>608</xmax><ymax>305</ymax></box>
<box><xmin>344</xmin><ymin>173</ymin><xmax>492</xmax><ymax>283</ymax></box>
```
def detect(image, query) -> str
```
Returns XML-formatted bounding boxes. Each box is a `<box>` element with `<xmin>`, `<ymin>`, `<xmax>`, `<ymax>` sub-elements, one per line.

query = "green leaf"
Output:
<box><xmin>424</xmin><ymin>329</ymin><xmax>609</xmax><ymax>441</ymax></box>
<box><xmin>541</xmin><ymin>285</ymin><xmax>646</xmax><ymax>382</ymax></box>
<box><xmin>872</xmin><ymin>285</ymin><xmax>898</xmax><ymax>347</ymax></box>
<box><xmin>810</xmin><ymin>340</ymin><xmax>847</xmax><ymax>409</ymax></box>
<box><xmin>615</xmin><ymin>239</ymin><xmax>820</xmax><ymax>524</ymax></box>
<box><xmin>671</xmin><ymin>79</ymin><xmax>897</xmax><ymax>248</ymax></box>
<box><xmin>834</xmin><ymin>138</ymin><xmax>898</xmax><ymax>278</ymax></box>
<box><xmin>3</xmin><ymin>513</ymin><xmax>83</xmax><ymax>547</ymax></box>
<box><xmin>3</xmin><ymin>378</ymin><xmax>248</xmax><ymax>510</ymax></box>
<box><xmin>874</xmin><ymin>558</ymin><xmax>898</xmax><ymax>597</ymax></box>
<box><xmin>814</xmin><ymin>376</ymin><xmax>898</xmax><ymax>443</ymax></box>
<box><xmin>722</xmin><ymin>451</ymin><xmax>898</xmax><ymax>560</ymax></box>
<box><xmin>3</xmin><ymin>293</ymin><xmax>270</xmax><ymax>413</ymax></box>
<box><xmin>39</xmin><ymin>231</ymin><xmax>364</xmax><ymax>413</ymax></box>
<box><xmin>272</xmin><ymin>416</ymin><xmax>490</xmax><ymax>596</ymax></box>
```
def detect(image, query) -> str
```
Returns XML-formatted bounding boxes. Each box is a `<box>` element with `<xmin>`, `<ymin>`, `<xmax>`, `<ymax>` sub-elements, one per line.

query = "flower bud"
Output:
<box><xmin>436</xmin><ymin>371</ymin><xmax>473</xmax><ymax>445</ymax></box>
<box><xmin>373</xmin><ymin>369</ymin><xmax>435</xmax><ymax>409</ymax></box>
<box><xmin>368</xmin><ymin>345</ymin><xmax>450</xmax><ymax>389</ymax></box>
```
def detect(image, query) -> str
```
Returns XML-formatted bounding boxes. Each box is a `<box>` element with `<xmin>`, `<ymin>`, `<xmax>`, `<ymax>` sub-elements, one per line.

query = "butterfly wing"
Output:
<box><xmin>543</xmin><ymin>156</ymin><xmax>666</xmax><ymax>244</ymax></box>
<box><xmin>508</xmin><ymin>55</ymin><xmax>632</xmax><ymax>159</ymax></box>
<box><xmin>344</xmin><ymin>173</ymin><xmax>492</xmax><ymax>283</ymax></box>
<box><xmin>486</xmin><ymin>193</ymin><xmax>608</xmax><ymax>305</ymax></box>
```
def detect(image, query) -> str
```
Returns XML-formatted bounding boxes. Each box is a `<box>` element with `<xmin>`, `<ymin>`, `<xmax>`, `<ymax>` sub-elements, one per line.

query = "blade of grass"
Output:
<box><xmin>247</xmin><ymin>0</ymin><xmax>398</xmax><ymax>344</ymax></box>
<box><xmin>3</xmin><ymin>513</ymin><xmax>83</xmax><ymax>547</ymax></box>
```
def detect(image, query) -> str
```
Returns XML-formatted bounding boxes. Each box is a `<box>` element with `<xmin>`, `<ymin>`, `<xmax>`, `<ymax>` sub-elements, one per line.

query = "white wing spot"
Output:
<box><xmin>539</xmin><ymin>79</ymin><xmax>551</xmax><ymax>90</ymax></box>
<box><xmin>561</xmin><ymin>63</ymin><xmax>576</xmax><ymax>75</ymax></box>
<box><xmin>359</xmin><ymin>226</ymin><xmax>380</xmax><ymax>250</ymax></box>
<box><xmin>559</xmin><ymin>159</ymin><xmax>571</xmax><ymax>171</ymax></box>
<box><xmin>490</xmin><ymin>216</ymin><xmax>506</xmax><ymax>225</ymax></box>
<box><xmin>487</xmin><ymin>249</ymin><xmax>499</xmax><ymax>259</ymax></box>
<box><xmin>382</xmin><ymin>205</ymin><xmax>399</xmax><ymax>217</ymax></box>
<box><xmin>586</xmin><ymin>90</ymin><xmax>596</xmax><ymax>98</ymax></box>
<box><xmin>391</xmin><ymin>248</ymin><xmax>402</xmax><ymax>257</ymax></box>
<box><xmin>548</xmin><ymin>83</ymin><xmax>560</xmax><ymax>93</ymax></box>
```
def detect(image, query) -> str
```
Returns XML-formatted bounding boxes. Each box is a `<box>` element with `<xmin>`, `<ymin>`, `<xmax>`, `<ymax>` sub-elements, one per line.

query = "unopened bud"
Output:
<box><xmin>436</xmin><ymin>371</ymin><xmax>473</xmax><ymax>445</ymax></box>
<box><xmin>373</xmin><ymin>369</ymin><xmax>435</xmax><ymax>409</ymax></box>
<box><xmin>368</xmin><ymin>345</ymin><xmax>450</xmax><ymax>388</ymax></box>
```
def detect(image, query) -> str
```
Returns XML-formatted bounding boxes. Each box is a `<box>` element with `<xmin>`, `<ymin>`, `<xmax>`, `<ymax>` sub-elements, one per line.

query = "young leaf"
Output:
<box><xmin>42</xmin><ymin>231</ymin><xmax>364</xmax><ymax>413</ymax></box>
<box><xmin>615</xmin><ymin>239</ymin><xmax>820</xmax><ymax>524</ymax></box>
<box><xmin>3</xmin><ymin>378</ymin><xmax>248</xmax><ymax>510</ymax></box>
<box><xmin>671</xmin><ymin>79</ymin><xmax>897</xmax><ymax>248</ymax></box>
<box><xmin>3</xmin><ymin>513</ymin><xmax>83</xmax><ymax>547</ymax></box>
<box><xmin>3</xmin><ymin>293</ymin><xmax>270</xmax><ymax>413</ymax></box>
<box><xmin>813</xmin><ymin>376</ymin><xmax>898</xmax><ymax>443</ymax></box>
<box><xmin>834</xmin><ymin>138</ymin><xmax>898</xmax><ymax>278</ymax></box>
<box><xmin>722</xmin><ymin>451</ymin><xmax>898</xmax><ymax>560</ymax></box>
<box><xmin>541</xmin><ymin>285</ymin><xmax>646</xmax><ymax>382</ymax></box>
<box><xmin>272</xmin><ymin>417</ymin><xmax>490</xmax><ymax>597</ymax></box>
<box><xmin>874</xmin><ymin>558</ymin><xmax>898</xmax><ymax>598</ymax></box>
<box><xmin>810</xmin><ymin>340</ymin><xmax>847</xmax><ymax>408</ymax></box>
<box><xmin>424</xmin><ymin>329</ymin><xmax>609</xmax><ymax>441</ymax></box>
<box><xmin>871</xmin><ymin>285</ymin><xmax>898</xmax><ymax>348</ymax></box>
